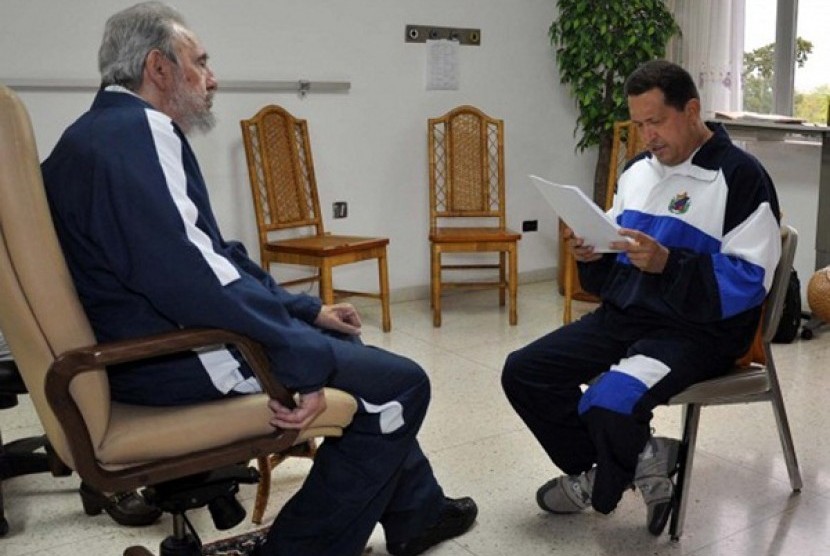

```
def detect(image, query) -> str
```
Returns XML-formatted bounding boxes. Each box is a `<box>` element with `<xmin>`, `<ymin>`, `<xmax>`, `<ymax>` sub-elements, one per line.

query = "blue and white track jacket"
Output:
<box><xmin>578</xmin><ymin>123</ymin><xmax>781</xmax><ymax>353</ymax></box>
<box><xmin>42</xmin><ymin>89</ymin><xmax>333</xmax><ymax>405</ymax></box>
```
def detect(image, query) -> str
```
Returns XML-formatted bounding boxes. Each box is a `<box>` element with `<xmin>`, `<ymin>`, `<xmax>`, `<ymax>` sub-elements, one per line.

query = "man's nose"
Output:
<box><xmin>206</xmin><ymin>69</ymin><xmax>218</xmax><ymax>91</ymax></box>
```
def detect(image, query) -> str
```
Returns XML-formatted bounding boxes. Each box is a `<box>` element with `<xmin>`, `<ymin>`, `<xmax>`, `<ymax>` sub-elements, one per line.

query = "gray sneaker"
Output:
<box><xmin>634</xmin><ymin>436</ymin><xmax>680</xmax><ymax>535</ymax></box>
<box><xmin>536</xmin><ymin>467</ymin><xmax>595</xmax><ymax>514</ymax></box>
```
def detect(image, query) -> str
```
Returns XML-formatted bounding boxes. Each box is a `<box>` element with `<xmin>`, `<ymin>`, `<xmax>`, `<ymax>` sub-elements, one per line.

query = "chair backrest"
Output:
<box><xmin>763</xmin><ymin>225</ymin><xmax>798</xmax><ymax>344</ymax></box>
<box><xmin>240</xmin><ymin>105</ymin><xmax>325</xmax><ymax>244</ymax></box>
<box><xmin>0</xmin><ymin>84</ymin><xmax>109</xmax><ymax>470</ymax></box>
<box><xmin>604</xmin><ymin>120</ymin><xmax>645</xmax><ymax>210</ymax></box>
<box><xmin>428</xmin><ymin>105</ymin><xmax>506</xmax><ymax>228</ymax></box>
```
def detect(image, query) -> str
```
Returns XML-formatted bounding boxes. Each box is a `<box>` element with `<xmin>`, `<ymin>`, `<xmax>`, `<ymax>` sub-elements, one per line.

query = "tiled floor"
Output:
<box><xmin>2</xmin><ymin>280</ymin><xmax>829</xmax><ymax>555</ymax></box>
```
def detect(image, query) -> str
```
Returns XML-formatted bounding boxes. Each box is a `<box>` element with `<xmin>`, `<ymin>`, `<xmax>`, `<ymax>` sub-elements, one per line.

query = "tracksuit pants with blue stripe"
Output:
<box><xmin>264</xmin><ymin>333</ymin><xmax>445</xmax><ymax>556</ymax></box>
<box><xmin>501</xmin><ymin>303</ymin><xmax>737</xmax><ymax>513</ymax></box>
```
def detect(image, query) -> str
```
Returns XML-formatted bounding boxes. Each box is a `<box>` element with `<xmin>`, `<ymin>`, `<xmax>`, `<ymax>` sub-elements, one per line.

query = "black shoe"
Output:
<box><xmin>386</xmin><ymin>497</ymin><xmax>478</xmax><ymax>556</ymax></box>
<box><xmin>647</xmin><ymin>496</ymin><xmax>674</xmax><ymax>536</ymax></box>
<box><xmin>79</xmin><ymin>482</ymin><xmax>162</xmax><ymax>527</ymax></box>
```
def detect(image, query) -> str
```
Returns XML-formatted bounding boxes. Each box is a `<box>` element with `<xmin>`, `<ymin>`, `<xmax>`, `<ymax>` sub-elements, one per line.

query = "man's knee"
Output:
<box><xmin>391</xmin><ymin>357</ymin><xmax>431</xmax><ymax>409</ymax></box>
<box><xmin>501</xmin><ymin>349</ymin><xmax>527</xmax><ymax>397</ymax></box>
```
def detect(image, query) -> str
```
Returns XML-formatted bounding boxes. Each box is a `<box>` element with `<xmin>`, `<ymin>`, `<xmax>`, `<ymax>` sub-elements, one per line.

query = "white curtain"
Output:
<box><xmin>665</xmin><ymin>0</ymin><xmax>746</xmax><ymax>118</ymax></box>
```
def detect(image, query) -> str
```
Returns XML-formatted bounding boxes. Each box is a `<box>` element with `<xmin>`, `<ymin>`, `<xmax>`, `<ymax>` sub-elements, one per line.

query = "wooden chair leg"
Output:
<box><xmin>499</xmin><ymin>252</ymin><xmax>506</xmax><ymax>306</ymax></box>
<box><xmin>378</xmin><ymin>251</ymin><xmax>391</xmax><ymax>332</ymax></box>
<box><xmin>508</xmin><ymin>246</ymin><xmax>518</xmax><ymax>325</ymax></box>
<box><xmin>251</xmin><ymin>454</ymin><xmax>274</xmax><ymax>525</ymax></box>
<box><xmin>563</xmin><ymin>251</ymin><xmax>575</xmax><ymax>325</ymax></box>
<box><xmin>319</xmin><ymin>262</ymin><xmax>334</xmax><ymax>305</ymax></box>
<box><xmin>251</xmin><ymin>439</ymin><xmax>318</xmax><ymax>525</ymax></box>
<box><xmin>431</xmin><ymin>247</ymin><xmax>442</xmax><ymax>327</ymax></box>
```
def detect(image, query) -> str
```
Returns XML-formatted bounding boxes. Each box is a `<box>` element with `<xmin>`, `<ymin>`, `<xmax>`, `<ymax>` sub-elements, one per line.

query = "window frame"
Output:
<box><xmin>773</xmin><ymin>0</ymin><xmax>798</xmax><ymax>116</ymax></box>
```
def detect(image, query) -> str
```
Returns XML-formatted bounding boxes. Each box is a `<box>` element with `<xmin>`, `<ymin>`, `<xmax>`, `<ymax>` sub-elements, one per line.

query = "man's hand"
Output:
<box><xmin>612</xmin><ymin>228</ymin><xmax>669</xmax><ymax>274</ymax></box>
<box><xmin>563</xmin><ymin>226</ymin><xmax>603</xmax><ymax>263</ymax></box>
<box><xmin>314</xmin><ymin>303</ymin><xmax>362</xmax><ymax>335</ymax></box>
<box><xmin>268</xmin><ymin>389</ymin><xmax>327</xmax><ymax>430</ymax></box>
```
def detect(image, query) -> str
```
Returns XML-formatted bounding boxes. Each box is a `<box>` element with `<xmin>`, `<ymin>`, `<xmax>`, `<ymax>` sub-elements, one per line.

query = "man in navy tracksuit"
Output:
<box><xmin>502</xmin><ymin>60</ymin><xmax>781</xmax><ymax>536</ymax></box>
<box><xmin>40</xmin><ymin>3</ymin><xmax>476</xmax><ymax>555</ymax></box>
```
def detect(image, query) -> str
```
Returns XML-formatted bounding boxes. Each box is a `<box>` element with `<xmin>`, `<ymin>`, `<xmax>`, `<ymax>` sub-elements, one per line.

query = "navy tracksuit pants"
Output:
<box><xmin>501</xmin><ymin>304</ymin><xmax>739</xmax><ymax>513</ymax></box>
<box><xmin>264</xmin><ymin>334</ymin><xmax>444</xmax><ymax>555</ymax></box>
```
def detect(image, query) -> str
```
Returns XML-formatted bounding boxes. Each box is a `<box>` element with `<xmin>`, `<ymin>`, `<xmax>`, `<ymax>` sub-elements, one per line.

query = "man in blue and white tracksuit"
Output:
<box><xmin>502</xmin><ymin>60</ymin><xmax>781</xmax><ymax>536</ymax></box>
<box><xmin>41</xmin><ymin>3</ymin><xmax>476</xmax><ymax>555</ymax></box>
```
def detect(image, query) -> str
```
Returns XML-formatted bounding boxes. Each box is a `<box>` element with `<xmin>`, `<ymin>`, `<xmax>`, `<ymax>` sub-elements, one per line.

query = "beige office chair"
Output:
<box><xmin>240</xmin><ymin>105</ymin><xmax>391</xmax><ymax>332</ymax></box>
<box><xmin>0</xmin><ymin>84</ymin><xmax>357</xmax><ymax>554</ymax></box>
<box><xmin>562</xmin><ymin>120</ymin><xmax>643</xmax><ymax>323</ymax></box>
<box><xmin>665</xmin><ymin>225</ymin><xmax>802</xmax><ymax>540</ymax></box>
<box><xmin>428</xmin><ymin>105</ymin><xmax>521</xmax><ymax>327</ymax></box>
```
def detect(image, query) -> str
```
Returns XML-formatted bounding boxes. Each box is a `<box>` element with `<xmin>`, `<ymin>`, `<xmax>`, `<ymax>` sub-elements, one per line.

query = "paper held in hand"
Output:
<box><xmin>529</xmin><ymin>175</ymin><xmax>627</xmax><ymax>253</ymax></box>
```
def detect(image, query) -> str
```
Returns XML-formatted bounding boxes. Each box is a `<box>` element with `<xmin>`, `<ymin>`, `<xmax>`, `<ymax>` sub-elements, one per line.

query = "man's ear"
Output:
<box><xmin>143</xmin><ymin>49</ymin><xmax>173</xmax><ymax>91</ymax></box>
<box><xmin>684</xmin><ymin>97</ymin><xmax>702</xmax><ymax>121</ymax></box>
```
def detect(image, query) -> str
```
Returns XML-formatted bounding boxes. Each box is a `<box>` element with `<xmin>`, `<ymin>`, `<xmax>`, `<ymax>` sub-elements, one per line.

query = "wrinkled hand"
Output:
<box><xmin>612</xmin><ymin>228</ymin><xmax>669</xmax><ymax>274</ymax></box>
<box><xmin>314</xmin><ymin>303</ymin><xmax>362</xmax><ymax>335</ymax></box>
<box><xmin>268</xmin><ymin>389</ymin><xmax>327</xmax><ymax>430</ymax></box>
<box><xmin>563</xmin><ymin>226</ymin><xmax>603</xmax><ymax>263</ymax></box>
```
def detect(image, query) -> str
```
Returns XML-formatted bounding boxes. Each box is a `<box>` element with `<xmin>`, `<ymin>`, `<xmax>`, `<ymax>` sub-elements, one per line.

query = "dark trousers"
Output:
<box><xmin>501</xmin><ymin>304</ymin><xmax>733</xmax><ymax>512</ymax></box>
<box><xmin>264</xmin><ymin>334</ymin><xmax>444</xmax><ymax>556</ymax></box>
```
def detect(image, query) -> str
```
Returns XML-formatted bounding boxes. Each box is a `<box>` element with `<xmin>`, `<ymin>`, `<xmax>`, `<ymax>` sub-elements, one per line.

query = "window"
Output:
<box><xmin>742</xmin><ymin>0</ymin><xmax>777</xmax><ymax>114</ymax></box>
<box><xmin>794</xmin><ymin>0</ymin><xmax>830</xmax><ymax>124</ymax></box>
<box><xmin>655</xmin><ymin>1</ymin><xmax>827</xmax><ymax>123</ymax></box>
<box><xmin>743</xmin><ymin>0</ymin><xmax>829</xmax><ymax>123</ymax></box>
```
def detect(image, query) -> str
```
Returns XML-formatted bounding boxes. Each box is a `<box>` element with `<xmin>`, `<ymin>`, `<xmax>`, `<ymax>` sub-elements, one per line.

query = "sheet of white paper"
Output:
<box><xmin>426</xmin><ymin>39</ymin><xmax>459</xmax><ymax>90</ymax></box>
<box><xmin>529</xmin><ymin>175</ymin><xmax>627</xmax><ymax>253</ymax></box>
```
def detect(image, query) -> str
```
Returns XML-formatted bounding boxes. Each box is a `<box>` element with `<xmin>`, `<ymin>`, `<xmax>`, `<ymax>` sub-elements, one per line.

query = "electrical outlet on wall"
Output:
<box><xmin>333</xmin><ymin>202</ymin><xmax>348</xmax><ymax>219</ymax></box>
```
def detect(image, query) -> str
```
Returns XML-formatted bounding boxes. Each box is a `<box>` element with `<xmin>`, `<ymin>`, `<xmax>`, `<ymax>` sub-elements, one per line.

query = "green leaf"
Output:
<box><xmin>550</xmin><ymin>0</ymin><xmax>678</xmax><ymax>191</ymax></box>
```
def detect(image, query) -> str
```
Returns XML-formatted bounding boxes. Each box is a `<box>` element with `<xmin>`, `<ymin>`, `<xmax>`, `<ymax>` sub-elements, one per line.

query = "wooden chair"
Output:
<box><xmin>0</xmin><ymin>84</ymin><xmax>357</xmax><ymax>553</ymax></box>
<box><xmin>665</xmin><ymin>225</ymin><xmax>802</xmax><ymax>540</ymax></box>
<box><xmin>427</xmin><ymin>105</ymin><xmax>521</xmax><ymax>327</ymax></box>
<box><xmin>240</xmin><ymin>105</ymin><xmax>391</xmax><ymax>332</ymax></box>
<box><xmin>562</xmin><ymin>120</ymin><xmax>643</xmax><ymax>323</ymax></box>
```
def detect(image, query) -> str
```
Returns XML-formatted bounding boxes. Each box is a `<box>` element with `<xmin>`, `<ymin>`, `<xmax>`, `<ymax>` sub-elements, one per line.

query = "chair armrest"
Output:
<box><xmin>44</xmin><ymin>328</ymin><xmax>299</xmax><ymax>492</ymax></box>
<box><xmin>46</xmin><ymin>328</ymin><xmax>293</xmax><ymax>406</ymax></box>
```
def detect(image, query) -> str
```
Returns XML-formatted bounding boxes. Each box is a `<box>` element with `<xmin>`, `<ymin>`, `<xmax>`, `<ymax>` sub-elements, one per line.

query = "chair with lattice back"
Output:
<box><xmin>562</xmin><ymin>120</ymin><xmax>643</xmax><ymax>323</ymax></box>
<box><xmin>428</xmin><ymin>105</ymin><xmax>521</xmax><ymax>327</ymax></box>
<box><xmin>240</xmin><ymin>105</ymin><xmax>391</xmax><ymax>332</ymax></box>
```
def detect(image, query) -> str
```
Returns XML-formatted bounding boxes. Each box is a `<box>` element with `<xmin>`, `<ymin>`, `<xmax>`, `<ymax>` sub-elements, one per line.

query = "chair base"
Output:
<box><xmin>0</xmin><ymin>432</ymin><xmax>70</xmax><ymax>537</ymax></box>
<box><xmin>139</xmin><ymin>464</ymin><xmax>261</xmax><ymax>556</ymax></box>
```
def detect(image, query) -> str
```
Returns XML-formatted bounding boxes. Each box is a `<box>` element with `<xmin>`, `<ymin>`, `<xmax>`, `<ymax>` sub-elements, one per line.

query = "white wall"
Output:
<box><xmin>0</xmin><ymin>0</ymin><xmax>596</xmax><ymax>299</ymax></box>
<box><xmin>4</xmin><ymin>1</ymin><xmax>819</xmax><ymax>308</ymax></box>
<box><xmin>741</xmin><ymin>140</ymin><xmax>823</xmax><ymax>303</ymax></box>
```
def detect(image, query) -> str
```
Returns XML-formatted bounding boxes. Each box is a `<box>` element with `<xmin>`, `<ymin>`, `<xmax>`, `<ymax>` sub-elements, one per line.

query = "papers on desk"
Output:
<box><xmin>530</xmin><ymin>175</ymin><xmax>626</xmax><ymax>253</ymax></box>
<box><xmin>714</xmin><ymin>111</ymin><xmax>806</xmax><ymax>125</ymax></box>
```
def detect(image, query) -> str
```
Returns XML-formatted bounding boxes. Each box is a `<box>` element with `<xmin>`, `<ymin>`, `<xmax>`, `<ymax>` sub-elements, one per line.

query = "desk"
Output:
<box><xmin>714</xmin><ymin>119</ymin><xmax>830</xmax><ymax>270</ymax></box>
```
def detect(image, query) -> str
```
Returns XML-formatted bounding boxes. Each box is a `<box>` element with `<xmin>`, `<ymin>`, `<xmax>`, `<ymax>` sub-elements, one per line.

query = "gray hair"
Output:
<box><xmin>98</xmin><ymin>2</ymin><xmax>187</xmax><ymax>90</ymax></box>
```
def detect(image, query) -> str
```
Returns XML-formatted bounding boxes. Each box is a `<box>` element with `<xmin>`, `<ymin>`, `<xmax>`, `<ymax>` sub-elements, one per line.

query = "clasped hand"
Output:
<box><xmin>269</xmin><ymin>389</ymin><xmax>327</xmax><ymax>430</ymax></box>
<box><xmin>564</xmin><ymin>226</ymin><xmax>669</xmax><ymax>274</ymax></box>
<box><xmin>313</xmin><ymin>302</ymin><xmax>362</xmax><ymax>335</ymax></box>
<box><xmin>268</xmin><ymin>303</ymin><xmax>361</xmax><ymax>430</ymax></box>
